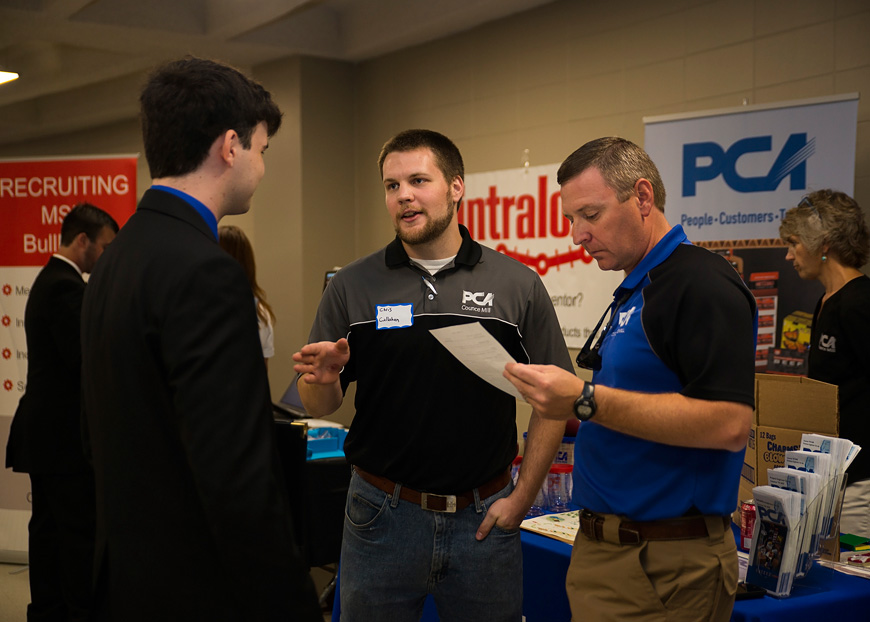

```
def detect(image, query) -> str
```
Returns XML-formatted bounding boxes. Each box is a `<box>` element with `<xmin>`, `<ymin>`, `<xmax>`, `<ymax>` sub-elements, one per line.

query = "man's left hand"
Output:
<box><xmin>475</xmin><ymin>495</ymin><xmax>527</xmax><ymax>541</ymax></box>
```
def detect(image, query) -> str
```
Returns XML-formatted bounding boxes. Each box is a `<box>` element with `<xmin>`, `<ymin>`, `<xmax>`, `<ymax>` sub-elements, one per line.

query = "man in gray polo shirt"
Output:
<box><xmin>293</xmin><ymin>129</ymin><xmax>573</xmax><ymax>621</ymax></box>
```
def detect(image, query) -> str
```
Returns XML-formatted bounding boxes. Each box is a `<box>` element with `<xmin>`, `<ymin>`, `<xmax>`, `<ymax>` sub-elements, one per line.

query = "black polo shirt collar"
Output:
<box><xmin>384</xmin><ymin>224</ymin><xmax>482</xmax><ymax>269</ymax></box>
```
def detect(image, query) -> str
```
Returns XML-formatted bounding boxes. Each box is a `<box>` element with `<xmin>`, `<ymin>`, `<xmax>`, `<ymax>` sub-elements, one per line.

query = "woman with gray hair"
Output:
<box><xmin>780</xmin><ymin>189</ymin><xmax>870</xmax><ymax>537</ymax></box>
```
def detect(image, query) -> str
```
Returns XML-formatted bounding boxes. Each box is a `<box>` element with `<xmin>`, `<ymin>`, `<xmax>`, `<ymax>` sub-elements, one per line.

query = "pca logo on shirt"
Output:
<box><xmin>618</xmin><ymin>306</ymin><xmax>636</xmax><ymax>327</ymax></box>
<box><xmin>818</xmin><ymin>334</ymin><xmax>836</xmax><ymax>353</ymax></box>
<box><xmin>461</xmin><ymin>290</ymin><xmax>493</xmax><ymax>313</ymax></box>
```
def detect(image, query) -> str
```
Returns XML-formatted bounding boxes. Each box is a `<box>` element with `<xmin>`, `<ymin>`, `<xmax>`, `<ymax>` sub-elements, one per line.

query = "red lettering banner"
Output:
<box><xmin>1</xmin><ymin>155</ymin><xmax>138</xmax><ymax>559</ymax></box>
<box><xmin>0</xmin><ymin>155</ymin><xmax>137</xmax><ymax>266</ymax></box>
<box><xmin>462</xmin><ymin>164</ymin><xmax>622</xmax><ymax>349</ymax></box>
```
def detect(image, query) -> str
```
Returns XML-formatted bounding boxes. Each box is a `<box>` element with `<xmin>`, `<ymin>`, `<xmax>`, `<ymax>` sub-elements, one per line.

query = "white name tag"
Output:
<box><xmin>376</xmin><ymin>304</ymin><xmax>413</xmax><ymax>330</ymax></box>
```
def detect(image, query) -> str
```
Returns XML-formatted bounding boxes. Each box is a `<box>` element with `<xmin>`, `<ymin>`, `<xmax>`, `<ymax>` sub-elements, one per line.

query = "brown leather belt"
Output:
<box><xmin>354</xmin><ymin>466</ymin><xmax>510</xmax><ymax>513</ymax></box>
<box><xmin>578</xmin><ymin>509</ymin><xmax>729</xmax><ymax>545</ymax></box>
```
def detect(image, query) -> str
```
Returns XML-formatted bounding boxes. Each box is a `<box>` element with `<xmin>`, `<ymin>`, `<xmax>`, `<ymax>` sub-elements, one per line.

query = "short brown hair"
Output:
<box><xmin>377</xmin><ymin>129</ymin><xmax>464</xmax><ymax>185</ymax></box>
<box><xmin>557</xmin><ymin>137</ymin><xmax>666</xmax><ymax>211</ymax></box>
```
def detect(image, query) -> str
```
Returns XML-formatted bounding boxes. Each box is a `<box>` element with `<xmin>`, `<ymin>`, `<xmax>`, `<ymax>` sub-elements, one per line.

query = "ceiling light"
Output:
<box><xmin>0</xmin><ymin>71</ymin><xmax>19</xmax><ymax>85</ymax></box>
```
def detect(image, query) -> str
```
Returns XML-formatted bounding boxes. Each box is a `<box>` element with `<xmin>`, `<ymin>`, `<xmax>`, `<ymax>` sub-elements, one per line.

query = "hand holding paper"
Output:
<box><xmin>430</xmin><ymin>322</ymin><xmax>583</xmax><ymax>419</ymax></box>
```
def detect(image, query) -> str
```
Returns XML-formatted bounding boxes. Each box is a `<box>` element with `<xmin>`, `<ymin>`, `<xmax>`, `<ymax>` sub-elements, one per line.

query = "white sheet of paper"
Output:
<box><xmin>429</xmin><ymin>322</ymin><xmax>524</xmax><ymax>401</ymax></box>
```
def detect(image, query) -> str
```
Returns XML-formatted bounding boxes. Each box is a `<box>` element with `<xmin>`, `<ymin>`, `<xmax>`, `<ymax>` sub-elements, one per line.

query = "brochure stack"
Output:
<box><xmin>745</xmin><ymin>433</ymin><xmax>861</xmax><ymax>597</ymax></box>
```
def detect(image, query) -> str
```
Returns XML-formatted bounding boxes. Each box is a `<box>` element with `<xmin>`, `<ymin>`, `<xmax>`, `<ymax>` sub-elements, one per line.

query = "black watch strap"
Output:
<box><xmin>573</xmin><ymin>383</ymin><xmax>597</xmax><ymax>421</ymax></box>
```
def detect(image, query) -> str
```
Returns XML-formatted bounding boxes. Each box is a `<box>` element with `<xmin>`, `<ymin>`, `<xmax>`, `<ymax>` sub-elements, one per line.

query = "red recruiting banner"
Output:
<box><xmin>1</xmin><ymin>155</ymin><xmax>137</xmax><ymax>266</ymax></box>
<box><xmin>0</xmin><ymin>154</ymin><xmax>137</xmax><ymax>561</ymax></box>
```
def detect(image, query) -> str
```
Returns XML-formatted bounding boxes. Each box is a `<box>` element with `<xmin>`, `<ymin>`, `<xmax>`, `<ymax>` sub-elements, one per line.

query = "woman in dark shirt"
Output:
<box><xmin>780</xmin><ymin>189</ymin><xmax>870</xmax><ymax>537</ymax></box>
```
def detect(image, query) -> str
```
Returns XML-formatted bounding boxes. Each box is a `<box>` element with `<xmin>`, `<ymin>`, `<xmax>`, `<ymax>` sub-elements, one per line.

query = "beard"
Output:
<box><xmin>395</xmin><ymin>192</ymin><xmax>455</xmax><ymax>247</ymax></box>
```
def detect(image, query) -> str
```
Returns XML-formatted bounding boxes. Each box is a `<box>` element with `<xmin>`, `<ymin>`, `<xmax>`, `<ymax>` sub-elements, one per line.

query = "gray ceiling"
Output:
<box><xmin>0</xmin><ymin>0</ymin><xmax>554</xmax><ymax>145</ymax></box>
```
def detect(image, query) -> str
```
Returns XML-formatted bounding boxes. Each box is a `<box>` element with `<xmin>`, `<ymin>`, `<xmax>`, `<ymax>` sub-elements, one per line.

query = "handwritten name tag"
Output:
<box><xmin>376</xmin><ymin>304</ymin><xmax>413</xmax><ymax>330</ymax></box>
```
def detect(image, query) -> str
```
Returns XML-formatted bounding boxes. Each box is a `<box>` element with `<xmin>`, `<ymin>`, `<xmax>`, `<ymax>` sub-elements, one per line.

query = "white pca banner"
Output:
<box><xmin>644</xmin><ymin>94</ymin><xmax>858</xmax><ymax>242</ymax></box>
<box><xmin>461</xmin><ymin>164</ymin><xmax>622</xmax><ymax>350</ymax></box>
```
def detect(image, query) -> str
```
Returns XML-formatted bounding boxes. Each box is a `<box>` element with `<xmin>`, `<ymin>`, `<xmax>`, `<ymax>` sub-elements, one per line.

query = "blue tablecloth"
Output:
<box><xmin>731</xmin><ymin>562</ymin><xmax>870</xmax><ymax>621</ymax></box>
<box><xmin>520</xmin><ymin>530</ymin><xmax>572</xmax><ymax>621</ymax></box>
<box><xmin>332</xmin><ymin>526</ymin><xmax>870</xmax><ymax>621</ymax></box>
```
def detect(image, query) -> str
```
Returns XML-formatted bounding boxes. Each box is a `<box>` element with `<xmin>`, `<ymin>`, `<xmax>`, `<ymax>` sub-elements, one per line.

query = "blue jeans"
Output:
<box><xmin>339</xmin><ymin>470</ymin><xmax>522</xmax><ymax>622</ymax></box>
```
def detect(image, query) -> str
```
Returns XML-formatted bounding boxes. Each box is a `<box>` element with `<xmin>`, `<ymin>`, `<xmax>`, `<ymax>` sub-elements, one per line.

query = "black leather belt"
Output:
<box><xmin>578</xmin><ymin>509</ymin><xmax>729</xmax><ymax>545</ymax></box>
<box><xmin>354</xmin><ymin>467</ymin><xmax>510</xmax><ymax>513</ymax></box>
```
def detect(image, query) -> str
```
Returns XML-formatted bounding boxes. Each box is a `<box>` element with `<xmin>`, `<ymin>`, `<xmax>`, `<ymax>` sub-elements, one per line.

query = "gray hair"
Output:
<box><xmin>779</xmin><ymin>189</ymin><xmax>869</xmax><ymax>268</ymax></box>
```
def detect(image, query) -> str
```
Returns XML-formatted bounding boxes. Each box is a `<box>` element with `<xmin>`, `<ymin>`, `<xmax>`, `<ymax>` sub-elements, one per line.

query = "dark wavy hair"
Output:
<box><xmin>140</xmin><ymin>56</ymin><xmax>282</xmax><ymax>179</ymax></box>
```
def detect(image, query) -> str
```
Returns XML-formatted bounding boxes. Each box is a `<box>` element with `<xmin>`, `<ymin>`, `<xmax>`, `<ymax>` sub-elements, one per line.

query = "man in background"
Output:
<box><xmin>293</xmin><ymin>129</ymin><xmax>573</xmax><ymax>621</ymax></box>
<box><xmin>6</xmin><ymin>202</ymin><xmax>117</xmax><ymax>622</ymax></box>
<box><xmin>504</xmin><ymin>137</ymin><xmax>757</xmax><ymax>621</ymax></box>
<box><xmin>80</xmin><ymin>57</ymin><xmax>320</xmax><ymax>622</ymax></box>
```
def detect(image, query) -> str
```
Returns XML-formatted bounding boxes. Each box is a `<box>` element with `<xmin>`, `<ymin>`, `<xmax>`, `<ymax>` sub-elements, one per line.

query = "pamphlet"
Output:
<box><xmin>746</xmin><ymin>433</ymin><xmax>863</xmax><ymax>597</ymax></box>
<box><xmin>767</xmin><ymin>466</ymin><xmax>822</xmax><ymax>576</ymax></box>
<box><xmin>520</xmin><ymin>510</ymin><xmax>579</xmax><ymax>545</ymax></box>
<box><xmin>746</xmin><ymin>485</ymin><xmax>801</xmax><ymax>597</ymax></box>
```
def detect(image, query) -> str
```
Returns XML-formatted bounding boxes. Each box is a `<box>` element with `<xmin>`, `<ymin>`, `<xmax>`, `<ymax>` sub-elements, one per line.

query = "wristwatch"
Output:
<box><xmin>573</xmin><ymin>383</ymin><xmax>597</xmax><ymax>421</ymax></box>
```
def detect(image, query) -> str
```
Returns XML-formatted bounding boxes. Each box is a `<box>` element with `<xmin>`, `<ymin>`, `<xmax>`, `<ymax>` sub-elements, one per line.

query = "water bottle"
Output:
<box><xmin>546</xmin><ymin>464</ymin><xmax>573</xmax><ymax>513</ymax></box>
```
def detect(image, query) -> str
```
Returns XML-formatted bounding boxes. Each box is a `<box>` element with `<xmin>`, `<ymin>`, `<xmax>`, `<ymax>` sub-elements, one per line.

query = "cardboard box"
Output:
<box><xmin>737</xmin><ymin>427</ymin><xmax>757</xmax><ymax>505</ymax></box>
<box><xmin>738</xmin><ymin>425</ymin><xmax>804</xmax><ymax>500</ymax></box>
<box><xmin>737</xmin><ymin>374</ymin><xmax>839</xmax><ymax>509</ymax></box>
<box><xmin>754</xmin><ymin>373</ymin><xmax>838</xmax><ymax>432</ymax></box>
<box><xmin>754</xmin><ymin>426</ymin><xmax>805</xmax><ymax>485</ymax></box>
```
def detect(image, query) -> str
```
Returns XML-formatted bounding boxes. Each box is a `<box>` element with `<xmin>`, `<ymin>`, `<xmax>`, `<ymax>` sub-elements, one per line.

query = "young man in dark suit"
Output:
<box><xmin>6</xmin><ymin>202</ymin><xmax>118</xmax><ymax>622</ymax></box>
<box><xmin>80</xmin><ymin>57</ymin><xmax>320</xmax><ymax>621</ymax></box>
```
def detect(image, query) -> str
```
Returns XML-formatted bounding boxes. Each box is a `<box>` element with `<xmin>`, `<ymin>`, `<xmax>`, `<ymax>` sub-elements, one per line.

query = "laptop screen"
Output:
<box><xmin>323</xmin><ymin>267</ymin><xmax>340</xmax><ymax>291</ymax></box>
<box><xmin>277</xmin><ymin>378</ymin><xmax>308</xmax><ymax>417</ymax></box>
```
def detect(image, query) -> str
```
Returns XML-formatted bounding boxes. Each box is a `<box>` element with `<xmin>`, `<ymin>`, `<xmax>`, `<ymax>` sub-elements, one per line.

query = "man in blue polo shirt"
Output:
<box><xmin>504</xmin><ymin>137</ymin><xmax>757</xmax><ymax>621</ymax></box>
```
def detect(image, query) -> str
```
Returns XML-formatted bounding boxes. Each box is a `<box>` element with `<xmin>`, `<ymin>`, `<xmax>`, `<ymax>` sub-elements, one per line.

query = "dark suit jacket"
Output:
<box><xmin>80</xmin><ymin>189</ymin><xmax>319</xmax><ymax>622</ymax></box>
<box><xmin>6</xmin><ymin>256</ymin><xmax>91</xmax><ymax>474</ymax></box>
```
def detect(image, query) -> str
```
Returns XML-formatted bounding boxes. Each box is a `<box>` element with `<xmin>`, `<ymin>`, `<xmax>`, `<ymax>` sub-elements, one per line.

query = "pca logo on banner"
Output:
<box><xmin>682</xmin><ymin>133</ymin><xmax>815</xmax><ymax>197</ymax></box>
<box><xmin>644</xmin><ymin>94</ymin><xmax>858</xmax><ymax>243</ymax></box>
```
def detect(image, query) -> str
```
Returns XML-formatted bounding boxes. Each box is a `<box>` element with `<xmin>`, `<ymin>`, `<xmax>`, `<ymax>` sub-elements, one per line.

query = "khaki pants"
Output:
<box><xmin>566</xmin><ymin>514</ymin><xmax>737</xmax><ymax>622</ymax></box>
<box><xmin>840</xmin><ymin>479</ymin><xmax>870</xmax><ymax>538</ymax></box>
